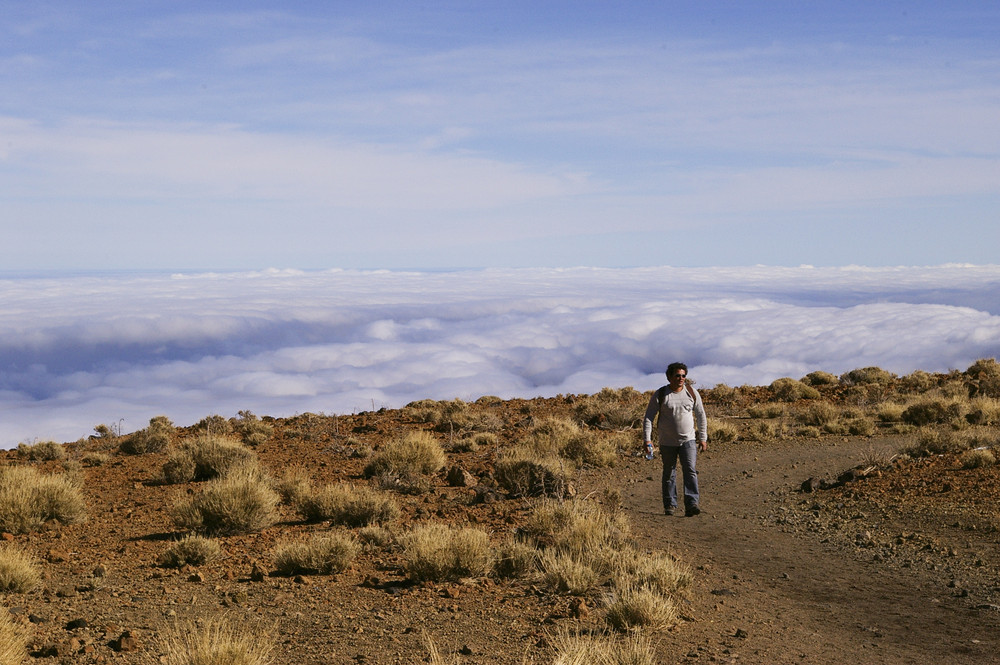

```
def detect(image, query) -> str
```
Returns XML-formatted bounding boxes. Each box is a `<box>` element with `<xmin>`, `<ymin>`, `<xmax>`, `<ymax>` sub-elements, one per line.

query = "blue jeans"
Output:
<box><xmin>661</xmin><ymin>440</ymin><xmax>699</xmax><ymax>509</ymax></box>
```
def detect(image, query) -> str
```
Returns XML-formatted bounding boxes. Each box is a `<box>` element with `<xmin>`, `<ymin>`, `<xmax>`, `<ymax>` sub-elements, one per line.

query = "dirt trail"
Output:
<box><xmin>615</xmin><ymin>437</ymin><xmax>1000</xmax><ymax>664</ymax></box>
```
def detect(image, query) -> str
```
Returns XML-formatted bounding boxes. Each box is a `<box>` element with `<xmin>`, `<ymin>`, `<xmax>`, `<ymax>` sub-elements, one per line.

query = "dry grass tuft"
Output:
<box><xmin>16</xmin><ymin>440</ymin><xmax>65</xmax><ymax>461</ymax></box>
<box><xmin>0</xmin><ymin>465</ymin><xmax>87</xmax><ymax>534</ymax></box>
<box><xmin>0</xmin><ymin>608</ymin><xmax>28</xmax><ymax>665</ymax></box>
<box><xmin>574</xmin><ymin>386</ymin><xmax>646</xmax><ymax>429</ymax></box>
<box><xmin>0</xmin><ymin>544</ymin><xmax>41</xmax><ymax>593</ymax></box>
<box><xmin>363</xmin><ymin>431</ymin><xmax>446</xmax><ymax>479</ymax></box>
<box><xmin>548</xmin><ymin>630</ymin><xmax>656</xmax><ymax>665</ymax></box>
<box><xmin>172</xmin><ymin>465</ymin><xmax>278</xmax><ymax>536</ymax></box>
<box><xmin>604</xmin><ymin>583</ymin><xmax>677</xmax><ymax>631</ymax></box>
<box><xmin>161</xmin><ymin>434</ymin><xmax>257</xmax><ymax>484</ymax></box>
<box><xmin>402</xmin><ymin>523</ymin><xmax>493</xmax><ymax>582</ymax></box>
<box><xmin>296</xmin><ymin>484</ymin><xmax>400</xmax><ymax>527</ymax></box>
<box><xmin>539</xmin><ymin>550</ymin><xmax>599</xmax><ymax>595</ymax></box>
<box><xmin>273</xmin><ymin>533</ymin><xmax>359</xmax><ymax>576</ymax></box>
<box><xmin>158</xmin><ymin>535</ymin><xmax>223</xmax><ymax>568</ymax></box>
<box><xmin>120</xmin><ymin>415</ymin><xmax>174</xmax><ymax>455</ymax></box>
<box><xmin>962</xmin><ymin>448</ymin><xmax>996</xmax><ymax>469</ymax></box>
<box><xmin>492</xmin><ymin>538</ymin><xmax>538</xmax><ymax>579</ymax></box>
<box><xmin>520</xmin><ymin>499</ymin><xmax>630</xmax><ymax>557</ymax></box>
<box><xmin>157</xmin><ymin>614</ymin><xmax>274</xmax><ymax>665</ymax></box>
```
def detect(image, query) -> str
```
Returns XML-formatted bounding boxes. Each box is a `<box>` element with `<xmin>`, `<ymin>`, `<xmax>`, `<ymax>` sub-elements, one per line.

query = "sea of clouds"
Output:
<box><xmin>3</xmin><ymin>265</ymin><xmax>1000</xmax><ymax>448</ymax></box>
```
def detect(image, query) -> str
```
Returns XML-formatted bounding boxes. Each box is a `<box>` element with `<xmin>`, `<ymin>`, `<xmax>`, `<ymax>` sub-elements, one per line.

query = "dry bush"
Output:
<box><xmin>273</xmin><ymin>468</ymin><xmax>312</xmax><ymax>506</ymax></box>
<box><xmin>363</xmin><ymin>431</ymin><xmax>446</xmax><ymax>478</ymax></box>
<box><xmin>802</xmin><ymin>370</ymin><xmax>839</xmax><ymax>386</ymax></box>
<box><xmin>548</xmin><ymin>630</ymin><xmax>655</xmax><ymax>665</ymax></box>
<box><xmin>965</xmin><ymin>358</ymin><xmax>1000</xmax><ymax>398</ymax></box>
<box><xmin>708</xmin><ymin>420</ymin><xmax>739</xmax><ymax>444</ymax></box>
<box><xmin>492</xmin><ymin>538</ymin><xmax>538</xmax><ymax>579</ymax></box>
<box><xmin>402</xmin><ymin>523</ymin><xmax>493</xmax><ymax>582</ymax></box>
<box><xmin>357</xmin><ymin>525</ymin><xmax>395</xmax><ymax>549</ymax></box>
<box><xmin>495</xmin><ymin>448</ymin><xmax>570</xmax><ymax>498</ymax></box>
<box><xmin>156</xmin><ymin>614</ymin><xmax>273</xmax><ymax>665</ymax></box>
<box><xmin>964</xmin><ymin>397</ymin><xmax>1000</xmax><ymax>425</ymax></box>
<box><xmin>901</xmin><ymin>397</ymin><xmax>965</xmax><ymax>426</ymax></box>
<box><xmin>450</xmin><ymin>432</ymin><xmax>496</xmax><ymax>453</ymax></box>
<box><xmin>900</xmin><ymin>429</ymin><xmax>969</xmax><ymax>458</ymax></box>
<box><xmin>769</xmin><ymin>377</ymin><xmax>820</xmax><ymax>401</ymax></box>
<box><xmin>232</xmin><ymin>410</ymin><xmax>274</xmax><ymax>446</ymax></box>
<box><xmin>604</xmin><ymin>584</ymin><xmax>677</xmax><ymax>631</ymax></box>
<box><xmin>81</xmin><ymin>452</ymin><xmax>110</xmax><ymax>467</ymax></box>
<box><xmin>172</xmin><ymin>466</ymin><xmax>278</xmax><ymax>536</ymax></box>
<box><xmin>844</xmin><ymin>417</ymin><xmax>876</xmax><ymax>436</ymax></box>
<box><xmin>796</xmin><ymin>425</ymin><xmax>821</xmax><ymax>438</ymax></box>
<box><xmin>0</xmin><ymin>465</ymin><xmax>87</xmax><ymax>534</ymax></box>
<box><xmin>899</xmin><ymin>369</ymin><xmax>938</xmax><ymax>394</ymax></box>
<box><xmin>0</xmin><ymin>608</ymin><xmax>28</xmax><ymax>665</ymax></box>
<box><xmin>875</xmin><ymin>402</ymin><xmax>906</xmax><ymax>423</ymax></box>
<box><xmin>962</xmin><ymin>448</ymin><xmax>996</xmax><ymax>469</ymax></box>
<box><xmin>273</xmin><ymin>533</ymin><xmax>359</xmax><ymax>576</ymax></box>
<box><xmin>0</xmin><ymin>544</ymin><xmax>40</xmax><ymax>593</ymax></box>
<box><xmin>120</xmin><ymin>415</ymin><xmax>174</xmax><ymax>455</ymax></box>
<box><xmin>610</xmin><ymin>548</ymin><xmax>691</xmax><ymax>596</ymax></box>
<box><xmin>520</xmin><ymin>499</ymin><xmax>630</xmax><ymax>557</ymax></box>
<box><xmin>706</xmin><ymin>383</ymin><xmax>740</xmax><ymax>408</ymax></box>
<box><xmin>747</xmin><ymin>404</ymin><xmax>785</xmax><ymax>419</ymax></box>
<box><xmin>574</xmin><ymin>387</ymin><xmax>645</xmax><ymax>429</ymax></box>
<box><xmin>296</xmin><ymin>484</ymin><xmax>399</xmax><ymax>527</ymax></box>
<box><xmin>16</xmin><ymin>440</ymin><xmax>65</xmax><ymax>461</ymax></box>
<box><xmin>840</xmin><ymin>366</ymin><xmax>896</xmax><ymax>386</ymax></box>
<box><xmin>160</xmin><ymin>434</ymin><xmax>257</xmax><ymax>484</ymax></box>
<box><xmin>559</xmin><ymin>430</ymin><xmax>620</xmax><ymax>469</ymax></box>
<box><xmin>194</xmin><ymin>414</ymin><xmax>234</xmax><ymax>435</ymax></box>
<box><xmin>795</xmin><ymin>401</ymin><xmax>840</xmax><ymax>427</ymax></box>
<box><xmin>744</xmin><ymin>420</ymin><xmax>780</xmax><ymax>442</ymax></box>
<box><xmin>158</xmin><ymin>535</ymin><xmax>222</xmax><ymax>568</ymax></box>
<box><xmin>539</xmin><ymin>550</ymin><xmax>599</xmax><ymax>595</ymax></box>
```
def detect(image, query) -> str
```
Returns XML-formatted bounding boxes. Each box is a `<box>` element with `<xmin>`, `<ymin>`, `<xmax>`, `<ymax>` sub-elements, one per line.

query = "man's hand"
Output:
<box><xmin>698</xmin><ymin>440</ymin><xmax>708</xmax><ymax>452</ymax></box>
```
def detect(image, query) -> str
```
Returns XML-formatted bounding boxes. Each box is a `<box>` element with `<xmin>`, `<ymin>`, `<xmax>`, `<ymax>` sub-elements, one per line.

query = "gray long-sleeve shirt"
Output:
<box><xmin>643</xmin><ymin>386</ymin><xmax>707</xmax><ymax>446</ymax></box>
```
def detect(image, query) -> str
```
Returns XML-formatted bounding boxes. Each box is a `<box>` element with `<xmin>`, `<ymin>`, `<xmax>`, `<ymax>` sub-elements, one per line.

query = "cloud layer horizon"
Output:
<box><xmin>3</xmin><ymin>265</ymin><xmax>999</xmax><ymax>448</ymax></box>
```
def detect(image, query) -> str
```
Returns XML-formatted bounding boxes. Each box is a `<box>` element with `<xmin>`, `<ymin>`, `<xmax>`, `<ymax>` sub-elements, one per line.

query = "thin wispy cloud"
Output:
<box><xmin>3</xmin><ymin>4</ymin><xmax>999</xmax><ymax>269</ymax></box>
<box><xmin>2</xmin><ymin>266</ymin><xmax>999</xmax><ymax>448</ymax></box>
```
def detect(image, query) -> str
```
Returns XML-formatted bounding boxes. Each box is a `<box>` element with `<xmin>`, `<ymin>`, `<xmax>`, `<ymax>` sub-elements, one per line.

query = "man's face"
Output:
<box><xmin>669</xmin><ymin>369</ymin><xmax>687</xmax><ymax>387</ymax></box>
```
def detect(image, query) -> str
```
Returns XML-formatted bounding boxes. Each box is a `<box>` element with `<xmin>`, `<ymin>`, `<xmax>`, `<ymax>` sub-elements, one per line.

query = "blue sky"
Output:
<box><xmin>2</xmin><ymin>1</ymin><xmax>999</xmax><ymax>270</ymax></box>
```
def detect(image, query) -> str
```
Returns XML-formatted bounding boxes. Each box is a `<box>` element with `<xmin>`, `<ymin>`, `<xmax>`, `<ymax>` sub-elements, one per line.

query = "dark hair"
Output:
<box><xmin>665</xmin><ymin>362</ymin><xmax>688</xmax><ymax>378</ymax></box>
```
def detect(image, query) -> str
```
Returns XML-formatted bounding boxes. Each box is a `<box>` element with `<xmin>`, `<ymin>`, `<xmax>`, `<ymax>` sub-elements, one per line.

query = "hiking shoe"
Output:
<box><xmin>685</xmin><ymin>504</ymin><xmax>701</xmax><ymax>517</ymax></box>
<box><xmin>664</xmin><ymin>507</ymin><xmax>675</xmax><ymax>516</ymax></box>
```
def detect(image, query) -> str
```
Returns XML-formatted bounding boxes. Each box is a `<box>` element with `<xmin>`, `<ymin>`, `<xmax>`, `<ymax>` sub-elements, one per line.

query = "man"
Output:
<box><xmin>643</xmin><ymin>362</ymin><xmax>708</xmax><ymax>517</ymax></box>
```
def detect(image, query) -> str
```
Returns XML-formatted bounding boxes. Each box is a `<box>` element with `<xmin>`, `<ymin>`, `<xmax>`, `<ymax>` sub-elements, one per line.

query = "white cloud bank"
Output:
<box><xmin>2</xmin><ymin>265</ymin><xmax>1000</xmax><ymax>447</ymax></box>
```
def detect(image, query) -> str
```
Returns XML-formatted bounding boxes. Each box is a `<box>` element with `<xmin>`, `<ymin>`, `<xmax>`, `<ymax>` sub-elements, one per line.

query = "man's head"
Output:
<box><xmin>666</xmin><ymin>362</ymin><xmax>688</xmax><ymax>385</ymax></box>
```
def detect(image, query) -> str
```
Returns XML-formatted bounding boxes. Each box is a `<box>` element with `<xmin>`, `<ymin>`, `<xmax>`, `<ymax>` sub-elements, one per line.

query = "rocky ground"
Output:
<box><xmin>3</xmin><ymin>393</ymin><xmax>1000</xmax><ymax>664</ymax></box>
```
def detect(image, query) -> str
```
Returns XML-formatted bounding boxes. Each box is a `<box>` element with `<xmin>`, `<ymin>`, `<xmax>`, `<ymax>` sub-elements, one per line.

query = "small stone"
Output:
<box><xmin>65</xmin><ymin>618</ymin><xmax>88</xmax><ymax>630</ymax></box>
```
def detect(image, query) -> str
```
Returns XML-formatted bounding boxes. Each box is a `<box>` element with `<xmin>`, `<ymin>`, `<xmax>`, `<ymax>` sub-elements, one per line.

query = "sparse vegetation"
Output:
<box><xmin>769</xmin><ymin>377</ymin><xmax>820</xmax><ymax>401</ymax></box>
<box><xmin>574</xmin><ymin>386</ymin><xmax>645</xmax><ymax>429</ymax></box>
<box><xmin>0</xmin><ymin>465</ymin><xmax>87</xmax><ymax>534</ymax></box>
<box><xmin>120</xmin><ymin>415</ymin><xmax>174</xmax><ymax>454</ymax></box>
<box><xmin>157</xmin><ymin>615</ymin><xmax>273</xmax><ymax>665</ymax></box>
<box><xmin>233</xmin><ymin>410</ymin><xmax>274</xmax><ymax>446</ymax></box>
<box><xmin>172</xmin><ymin>465</ymin><xmax>279</xmax><ymax>535</ymax></box>
<box><xmin>0</xmin><ymin>544</ymin><xmax>40</xmax><ymax>593</ymax></box>
<box><xmin>0</xmin><ymin>608</ymin><xmax>27</xmax><ymax>665</ymax></box>
<box><xmin>16</xmin><ymin>440</ymin><xmax>65</xmax><ymax>461</ymax></box>
<box><xmin>363</xmin><ymin>431</ymin><xmax>446</xmax><ymax>479</ymax></box>
<box><xmin>160</xmin><ymin>434</ymin><xmax>257</xmax><ymax>484</ymax></box>
<box><xmin>158</xmin><ymin>535</ymin><xmax>222</xmax><ymax>568</ymax></box>
<box><xmin>273</xmin><ymin>532</ymin><xmax>359</xmax><ymax>575</ymax></box>
<box><xmin>402</xmin><ymin>523</ymin><xmax>493</xmax><ymax>582</ymax></box>
<box><xmin>604</xmin><ymin>583</ymin><xmax>677</xmax><ymax>631</ymax></box>
<box><xmin>296</xmin><ymin>483</ymin><xmax>400</xmax><ymax>527</ymax></box>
